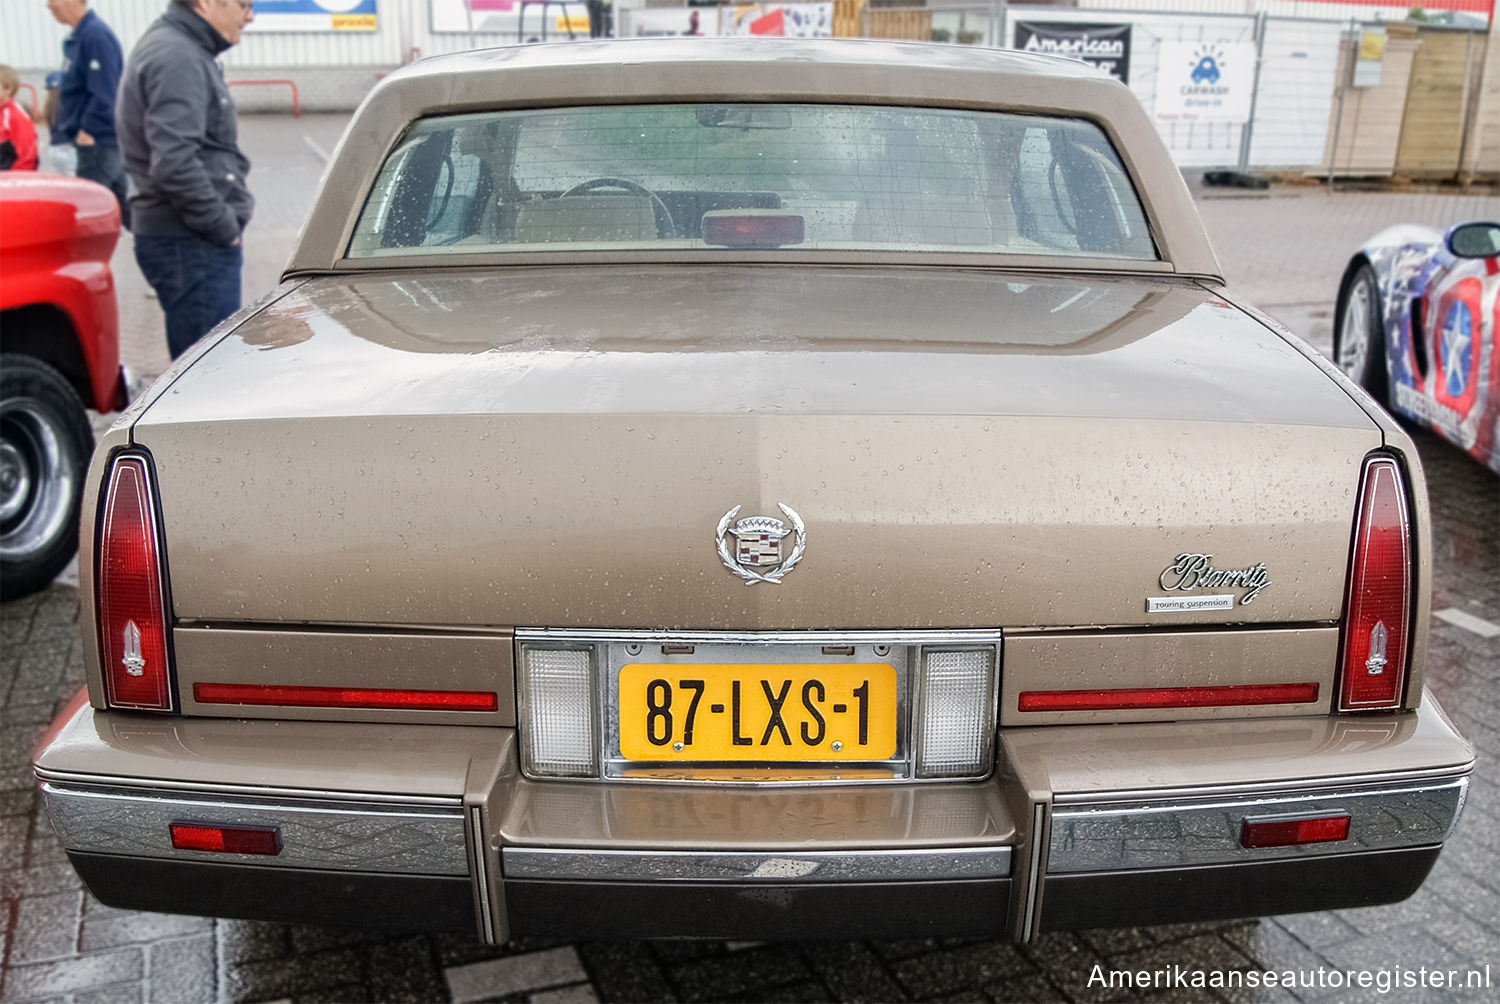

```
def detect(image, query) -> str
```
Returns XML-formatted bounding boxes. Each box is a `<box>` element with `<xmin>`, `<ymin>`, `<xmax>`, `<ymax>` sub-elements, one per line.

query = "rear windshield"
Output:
<box><xmin>349</xmin><ymin>103</ymin><xmax>1157</xmax><ymax>260</ymax></box>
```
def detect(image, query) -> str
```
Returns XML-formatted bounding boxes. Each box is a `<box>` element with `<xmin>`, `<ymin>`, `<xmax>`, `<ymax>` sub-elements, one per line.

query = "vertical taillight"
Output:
<box><xmin>1336</xmin><ymin>455</ymin><xmax>1412</xmax><ymax>713</ymax></box>
<box><xmin>97</xmin><ymin>454</ymin><xmax>175</xmax><ymax>712</ymax></box>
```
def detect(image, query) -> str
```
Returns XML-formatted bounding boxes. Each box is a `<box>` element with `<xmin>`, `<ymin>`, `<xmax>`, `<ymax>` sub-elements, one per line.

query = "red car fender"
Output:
<box><xmin>0</xmin><ymin>173</ymin><xmax>122</xmax><ymax>413</ymax></box>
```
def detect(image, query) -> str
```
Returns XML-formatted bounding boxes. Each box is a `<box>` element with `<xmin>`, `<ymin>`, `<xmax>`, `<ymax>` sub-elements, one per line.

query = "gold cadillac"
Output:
<box><xmin>34</xmin><ymin>38</ymin><xmax>1473</xmax><ymax>942</ymax></box>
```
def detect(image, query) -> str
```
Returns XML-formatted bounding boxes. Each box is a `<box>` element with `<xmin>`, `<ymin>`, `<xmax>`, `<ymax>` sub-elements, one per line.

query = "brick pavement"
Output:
<box><xmin>3</xmin><ymin>114</ymin><xmax>1499</xmax><ymax>1001</ymax></box>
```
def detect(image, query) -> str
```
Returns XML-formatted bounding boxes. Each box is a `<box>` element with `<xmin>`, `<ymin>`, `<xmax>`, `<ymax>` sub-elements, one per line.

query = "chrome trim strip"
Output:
<box><xmin>34</xmin><ymin>769</ymin><xmax>463</xmax><ymax>806</ymax></box>
<box><xmin>1022</xmin><ymin>802</ymin><xmax>1046</xmax><ymax>941</ymax></box>
<box><xmin>501</xmin><ymin>845</ymin><xmax>1010</xmax><ymax>883</ymax></box>
<box><xmin>1048</xmin><ymin>777</ymin><xmax>1467</xmax><ymax>874</ymax></box>
<box><xmin>1002</xmin><ymin>621</ymin><xmax>1341</xmax><ymax>637</ymax></box>
<box><xmin>41</xmin><ymin>782</ymin><xmax>468</xmax><ymax>875</ymax></box>
<box><xmin>1051</xmin><ymin>765</ymin><xmax>1474</xmax><ymax>805</ymax></box>
<box><xmin>517</xmin><ymin>628</ymin><xmax>1005</xmax><ymax>646</ymax></box>
<box><xmin>466</xmin><ymin>805</ymin><xmax>496</xmax><ymax>943</ymax></box>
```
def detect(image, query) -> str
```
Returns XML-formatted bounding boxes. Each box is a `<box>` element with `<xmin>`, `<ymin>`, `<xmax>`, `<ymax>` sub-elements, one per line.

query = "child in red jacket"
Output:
<box><xmin>0</xmin><ymin>65</ymin><xmax>39</xmax><ymax>171</ymax></box>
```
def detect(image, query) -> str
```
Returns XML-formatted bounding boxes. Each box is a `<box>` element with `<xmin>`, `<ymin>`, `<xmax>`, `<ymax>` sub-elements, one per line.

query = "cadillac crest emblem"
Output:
<box><xmin>716</xmin><ymin>504</ymin><xmax>806</xmax><ymax>585</ymax></box>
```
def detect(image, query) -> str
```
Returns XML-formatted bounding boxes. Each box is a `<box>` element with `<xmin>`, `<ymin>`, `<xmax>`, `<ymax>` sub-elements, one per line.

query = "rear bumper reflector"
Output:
<box><xmin>1017</xmin><ymin>682</ymin><xmax>1319</xmax><ymax>713</ymax></box>
<box><xmin>170</xmin><ymin>822</ymin><xmax>282</xmax><ymax>855</ymax></box>
<box><xmin>193</xmin><ymin>683</ymin><xmax>498</xmax><ymax>712</ymax></box>
<box><xmin>1240</xmin><ymin>813</ymin><xmax>1351</xmax><ymax>848</ymax></box>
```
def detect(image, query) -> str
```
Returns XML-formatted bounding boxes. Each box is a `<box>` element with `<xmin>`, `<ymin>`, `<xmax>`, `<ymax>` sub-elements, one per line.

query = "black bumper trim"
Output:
<box><xmin>1040</xmin><ymin>845</ymin><xmax>1442</xmax><ymax>931</ymax></box>
<box><xmin>508</xmin><ymin>878</ymin><xmax>1011</xmax><ymax>940</ymax></box>
<box><xmin>68</xmin><ymin>851</ymin><xmax>476</xmax><ymax>933</ymax></box>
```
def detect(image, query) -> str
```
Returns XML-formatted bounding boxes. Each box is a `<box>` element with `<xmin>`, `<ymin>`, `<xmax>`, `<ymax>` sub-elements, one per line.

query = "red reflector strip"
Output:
<box><xmin>1017</xmin><ymin>682</ymin><xmax>1320</xmax><ymax>713</ymax></box>
<box><xmin>193</xmin><ymin>683</ymin><xmax>498</xmax><ymax>712</ymax></box>
<box><xmin>1240</xmin><ymin>814</ymin><xmax>1351</xmax><ymax>849</ymax></box>
<box><xmin>170</xmin><ymin>822</ymin><xmax>282</xmax><ymax>855</ymax></box>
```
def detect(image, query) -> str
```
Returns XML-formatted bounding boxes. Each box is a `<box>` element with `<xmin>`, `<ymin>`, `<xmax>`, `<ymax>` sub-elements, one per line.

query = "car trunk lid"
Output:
<box><xmin>131</xmin><ymin>266</ymin><xmax>1380</xmax><ymax>630</ymax></box>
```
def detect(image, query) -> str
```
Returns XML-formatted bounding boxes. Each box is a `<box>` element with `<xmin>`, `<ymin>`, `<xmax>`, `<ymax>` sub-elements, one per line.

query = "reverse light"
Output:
<box><xmin>518</xmin><ymin>646</ymin><xmax>597</xmax><ymax>777</ymax></box>
<box><xmin>97</xmin><ymin>454</ymin><xmax>175</xmax><ymax>712</ymax></box>
<box><xmin>1240</xmin><ymin>813</ymin><xmax>1351</xmax><ymax>849</ymax></box>
<box><xmin>1337</xmin><ymin>455</ymin><xmax>1412</xmax><ymax>712</ymax></box>
<box><xmin>915</xmin><ymin>648</ymin><xmax>996</xmax><ymax>778</ymax></box>
<box><xmin>170</xmin><ymin>822</ymin><xmax>282</xmax><ymax>855</ymax></box>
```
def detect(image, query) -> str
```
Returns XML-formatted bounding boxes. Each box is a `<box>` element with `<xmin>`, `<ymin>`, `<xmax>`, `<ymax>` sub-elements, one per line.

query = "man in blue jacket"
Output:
<box><xmin>117</xmin><ymin>0</ymin><xmax>255</xmax><ymax>359</ymax></box>
<box><xmin>47</xmin><ymin>0</ymin><xmax>129</xmax><ymax>227</ymax></box>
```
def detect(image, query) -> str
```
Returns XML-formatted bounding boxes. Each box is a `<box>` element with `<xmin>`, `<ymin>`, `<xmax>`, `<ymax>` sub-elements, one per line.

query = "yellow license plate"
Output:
<box><xmin>617</xmin><ymin>664</ymin><xmax>897</xmax><ymax>762</ymax></box>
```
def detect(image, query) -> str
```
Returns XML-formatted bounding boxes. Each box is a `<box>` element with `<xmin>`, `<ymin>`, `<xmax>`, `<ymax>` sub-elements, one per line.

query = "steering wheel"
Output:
<box><xmin>559</xmin><ymin>177</ymin><xmax>676</xmax><ymax>238</ymax></box>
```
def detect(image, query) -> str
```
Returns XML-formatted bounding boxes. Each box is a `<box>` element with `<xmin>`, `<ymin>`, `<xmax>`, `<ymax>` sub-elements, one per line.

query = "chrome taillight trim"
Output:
<box><xmin>1335</xmin><ymin>453</ymin><xmax>1413</xmax><ymax>713</ymax></box>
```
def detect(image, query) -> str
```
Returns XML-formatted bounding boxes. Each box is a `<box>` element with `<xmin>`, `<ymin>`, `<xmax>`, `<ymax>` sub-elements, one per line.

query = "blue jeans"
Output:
<box><xmin>75</xmin><ymin>142</ymin><xmax>130</xmax><ymax>231</ymax></box>
<box><xmin>133</xmin><ymin>233</ymin><xmax>243</xmax><ymax>360</ymax></box>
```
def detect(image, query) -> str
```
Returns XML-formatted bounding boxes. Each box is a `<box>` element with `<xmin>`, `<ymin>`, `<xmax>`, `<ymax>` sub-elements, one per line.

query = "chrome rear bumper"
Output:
<box><xmin>33</xmin><ymin>688</ymin><xmax>1473</xmax><ymax>942</ymax></box>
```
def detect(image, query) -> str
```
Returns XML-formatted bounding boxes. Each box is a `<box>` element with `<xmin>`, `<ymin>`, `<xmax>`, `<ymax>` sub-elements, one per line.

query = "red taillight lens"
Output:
<box><xmin>1240</xmin><ymin>813</ymin><xmax>1350</xmax><ymax>849</ymax></box>
<box><xmin>97</xmin><ymin>454</ymin><xmax>174</xmax><ymax>712</ymax></box>
<box><xmin>1337</xmin><ymin>455</ymin><xmax>1411</xmax><ymax>712</ymax></box>
<box><xmin>170</xmin><ymin>822</ymin><xmax>282</xmax><ymax>855</ymax></box>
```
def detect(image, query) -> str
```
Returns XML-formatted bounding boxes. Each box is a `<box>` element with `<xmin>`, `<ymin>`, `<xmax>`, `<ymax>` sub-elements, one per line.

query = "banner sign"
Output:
<box><xmin>1013</xmin><ymin>22</ymin><xmax>1131</xmax><ymax>84</ymax></box>
<box><xmin>246</xmin><ymin>0</ymin><xmax>377</xmax><ymax>32</ymax></box>
<box><xmin>1154</xmin><ymin>41</ymin><xmax>1256</xmax><ymax>123</ymax></box>
<box><xmin>430</xmin><ymin>0</ymin><xmax>588</xmax><ymax>35</ymax></box>
<box><xmin>1353</xmin><ymin>26</ymin><xmax>1386</xmax><ymax>88</ymax></box>
<box><xmin>619</xmin><ymin>8</ymin><xmax>719</xmax><ymax>37</ymax></box>
<box><xmin>718</xmin><ymin>4</ymin><xmax>833</xmax><ymax>37</ymax></box>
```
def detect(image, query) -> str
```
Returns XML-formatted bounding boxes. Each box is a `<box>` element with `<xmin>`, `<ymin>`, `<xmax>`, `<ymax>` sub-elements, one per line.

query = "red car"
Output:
<box><xmin>1</xmin><ymin>173</ymin><xmax>127</xmax><ymax>599</ymax></box>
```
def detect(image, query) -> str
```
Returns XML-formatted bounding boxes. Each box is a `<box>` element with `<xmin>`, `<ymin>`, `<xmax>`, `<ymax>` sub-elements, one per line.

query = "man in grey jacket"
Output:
<box><xmin>117</xmin><ymin>0</ymin><xmax>254</xmax><ymax>359</ymax></box>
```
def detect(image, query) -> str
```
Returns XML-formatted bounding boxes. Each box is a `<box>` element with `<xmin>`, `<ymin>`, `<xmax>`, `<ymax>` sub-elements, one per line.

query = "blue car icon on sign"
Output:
<box><xmin>1191</xmin><ymin>57</ymin><xmax>1221</xmax><ymax>84</ymax></box>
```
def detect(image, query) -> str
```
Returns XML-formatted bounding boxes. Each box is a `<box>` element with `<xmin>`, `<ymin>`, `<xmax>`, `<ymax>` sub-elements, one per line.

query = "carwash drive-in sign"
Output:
<box><xmin>1012</xmin><ymin>22</ymin><xmax>1131</xmax><ymax>84</ymax></box>
<box><xmin>1154</xmin><ymin>41</ymin><xmax>1256</xmax><ymax>123</ymax></box>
